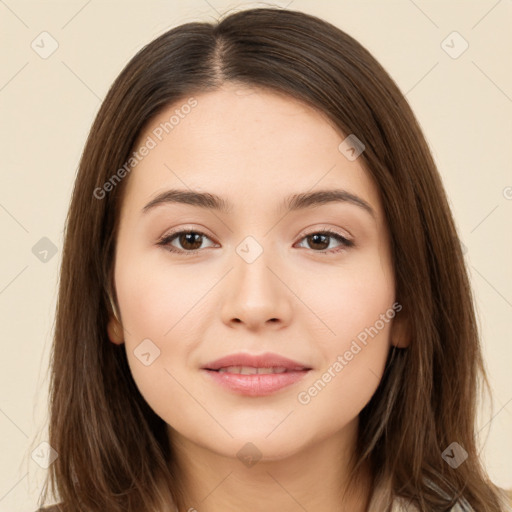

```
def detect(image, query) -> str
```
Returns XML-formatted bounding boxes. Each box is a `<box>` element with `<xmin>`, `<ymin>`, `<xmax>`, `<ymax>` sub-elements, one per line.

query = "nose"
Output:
<box><xmin>219</xmin><ymin>247</ymin><xmax>293</xmax><ymax>331</ymax></box>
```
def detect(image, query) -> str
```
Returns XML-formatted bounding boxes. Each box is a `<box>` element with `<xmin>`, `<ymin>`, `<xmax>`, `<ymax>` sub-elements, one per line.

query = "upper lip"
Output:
<box><xmin>202</xmin><ymin>352</ymin><xmax>312</xmax><ymax>371</ymax></box>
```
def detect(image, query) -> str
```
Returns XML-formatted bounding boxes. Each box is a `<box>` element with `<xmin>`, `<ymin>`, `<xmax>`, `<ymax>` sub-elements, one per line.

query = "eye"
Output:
<box><xmin>156</xmin><ymin>230</ymin><xmax>217</xmax><ymax>255</ymax></box>
<box><xmin>157</xmin><ymin>228</ymin><xmax>354</xmax><ymax>256</ymax></box>
<box><xmin>295</xmin><ymin>229</ymin><xmax>354</xmax><ymax>255</ymax></box>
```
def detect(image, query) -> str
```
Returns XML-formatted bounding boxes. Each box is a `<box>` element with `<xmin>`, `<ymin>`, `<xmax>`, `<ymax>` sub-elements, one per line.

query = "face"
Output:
<box><xmin>108</xmin><ymin>83</ymin><xmax>409</xmax><ymax>462</ymax></box>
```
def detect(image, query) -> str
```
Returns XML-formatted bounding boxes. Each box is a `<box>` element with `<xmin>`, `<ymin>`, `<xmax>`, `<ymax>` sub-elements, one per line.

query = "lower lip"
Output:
<box><xmin>202</xmin><ymin>369</ymin><xmax>311</xmax><ymax>396</ymax></box>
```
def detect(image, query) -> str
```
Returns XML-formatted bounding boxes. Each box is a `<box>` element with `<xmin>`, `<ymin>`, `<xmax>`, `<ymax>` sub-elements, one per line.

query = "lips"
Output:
<box><xmin>203</xmin><ymin>369</ymin><xmax>310</xmax><ymax>396</ymax></box>
<box><xmin>201</xmin><ymin>352</ymin><xmax>312</xmax><ymax>396</ymax></box>
<box><xmin>202</xmin><ymin>352</ymin><xmax>312</xmax><ymax>372</ymax></box>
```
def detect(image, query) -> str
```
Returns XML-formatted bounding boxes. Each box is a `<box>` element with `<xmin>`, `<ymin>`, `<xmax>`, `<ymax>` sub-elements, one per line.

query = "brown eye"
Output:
<box><xmin>157</xmin><ymin>228</ymin><xmax>354</xmax><ymax>256</ymax></box>
<box><xmin>306</xmin><ymin>233</ymin><xmax>330</xmax><ymax>250</ymax></box>
<box><xmin>296</xmin><ymin>230</ymin><xmax>354</xmax><ymax>254</ymax></box>
<box><xmin>157</xmin><ymin>230</ymin><xmax>215</xmax><ymax>255</ymax></box>
<box><xmin>175</xmin><ymin>232</ymin><xmax>203</xmax><ymax>251</ymax></box>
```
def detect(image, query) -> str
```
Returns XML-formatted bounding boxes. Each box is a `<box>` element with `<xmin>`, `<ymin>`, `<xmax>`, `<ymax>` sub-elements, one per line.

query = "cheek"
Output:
<box><xmin>303</xmin><ymin>248</ymin><xmax>395</xmax><ymax>345</ymax></box>
<box><xmin>296</xmin><ymin>336</ymin><xmax>389</xmax><ymax>437</ymax></box>
<box><xmin>113</xmin><ymin>249</ymin><xmax>217</xmax><ymax>415</ymax></box>
<box><xmin>295</xmin><ymin>251</ymin><xmax>395</xmax><ymax>412</ymax></box>
<box><xmin>113</xmin><ymin>225</ymin><xmax>396</xmax><ymax>436</ymax></box>
<box><xmin>114</xmin><ymin>244</ymin><xmax>213</xmax><ymax>342</ymax></box>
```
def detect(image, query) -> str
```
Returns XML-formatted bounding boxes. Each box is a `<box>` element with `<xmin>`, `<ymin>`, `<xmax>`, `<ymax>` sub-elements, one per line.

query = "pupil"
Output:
<box><xmin>309</xmin><ymin>234</ymin><xmax>329</xmax><ymax>250</ymax></box>
<box><xmin>181</xmin><ymin>233</ymin><xmax>202</xmax><ymax>250</ymax></box>
<box><xmin>177</xmin><ymin>233</ymin><xmax>332</xmax><ymax>251</ymax></box>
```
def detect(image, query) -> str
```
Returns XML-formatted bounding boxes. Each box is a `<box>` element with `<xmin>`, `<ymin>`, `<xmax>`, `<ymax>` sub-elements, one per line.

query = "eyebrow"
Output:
<box><xmin>142</xmin><ymin>188</ymin><xmax>375</xmax><ymax>218</ymax></box>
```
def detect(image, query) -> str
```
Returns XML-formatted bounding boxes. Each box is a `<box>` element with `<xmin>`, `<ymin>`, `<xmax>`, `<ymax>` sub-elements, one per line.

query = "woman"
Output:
<box><xmin>36</xmin><ymin>7</ymin><xmax>510</xmax><ymax>512</ymax></box>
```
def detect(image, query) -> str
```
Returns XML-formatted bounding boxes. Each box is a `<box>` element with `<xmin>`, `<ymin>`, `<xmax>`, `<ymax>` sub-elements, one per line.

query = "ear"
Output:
<box><xmin>107</xmin><ymin>314</ymin><xmax>124</xmax><ymax>345</ymax></box>
<box><xmin>106</xmin><ymin>286</ymin><xmax>124</xmax><ymax>344</ymax></box>
<box><xmin>389</xmin><ymin>304</ymin><xmax>411</xmax><ymax>348</ymax></box>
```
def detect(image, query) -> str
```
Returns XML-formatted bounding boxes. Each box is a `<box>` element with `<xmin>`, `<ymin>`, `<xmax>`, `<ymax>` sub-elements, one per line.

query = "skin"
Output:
<box><xmin>107</xmin><ymin>83</ymin><xmax>410</xmax><ymax>512</ymax></box>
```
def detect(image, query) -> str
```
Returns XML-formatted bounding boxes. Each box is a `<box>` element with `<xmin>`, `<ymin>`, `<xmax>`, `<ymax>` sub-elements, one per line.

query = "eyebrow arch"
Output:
<box><xmin>142</xmin><ymin>188</ymin><xmax>375</xmax><ymax>218</ymax></box>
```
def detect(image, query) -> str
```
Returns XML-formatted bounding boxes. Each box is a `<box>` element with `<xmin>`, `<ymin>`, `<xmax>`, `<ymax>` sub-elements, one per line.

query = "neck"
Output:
<box><xmin>167</xmin><ymin>420</ymin><xmax>371</xmax><ymax>512</ymax></box>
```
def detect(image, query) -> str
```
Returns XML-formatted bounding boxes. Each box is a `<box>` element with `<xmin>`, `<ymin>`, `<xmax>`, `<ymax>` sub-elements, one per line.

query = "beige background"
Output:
<box><xmin>0</xmin><ymin>0</ymin><xmax>511</xmax><ymax>509</ymax></box>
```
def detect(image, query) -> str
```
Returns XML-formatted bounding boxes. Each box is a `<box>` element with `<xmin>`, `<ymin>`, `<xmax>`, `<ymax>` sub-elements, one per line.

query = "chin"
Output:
<box><xmin>197</xmin><ymin>427</ymin><xmax>311</xmax><ymax>462</ymax></box>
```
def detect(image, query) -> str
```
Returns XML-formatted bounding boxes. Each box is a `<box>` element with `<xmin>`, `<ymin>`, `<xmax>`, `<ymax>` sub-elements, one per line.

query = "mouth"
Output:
<box><xmin>201</xmin><ymin>365</ymin><xmax>312</xmax><ymax>396</ymax></box>
<box><xmin>201</xmin><ymin>351</ymin><xmax>312</xmax><ymax>372</ymax></box>
<box><xmin>205</xmin><ymin>366</ymin><xmax>308</xmax><ymax>374</ymax></box>
<box><xmin>200</xmin><ymin>352</ymin><xmax>312</xmax><ymax>396</ymax></box>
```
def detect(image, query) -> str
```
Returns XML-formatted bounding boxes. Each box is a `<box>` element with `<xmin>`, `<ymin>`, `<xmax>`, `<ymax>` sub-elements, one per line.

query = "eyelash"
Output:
<box><xmin>156</xmin><ymin>228</ymin><xmax>354</xmax><ymax>256</ymax></box>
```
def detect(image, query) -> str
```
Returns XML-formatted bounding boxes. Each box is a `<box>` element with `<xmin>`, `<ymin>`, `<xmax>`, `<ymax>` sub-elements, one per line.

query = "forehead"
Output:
<box><xmin>121</xmin><ymin>84</ymin><xmax>383</xmax><ymax>220</ymax></box>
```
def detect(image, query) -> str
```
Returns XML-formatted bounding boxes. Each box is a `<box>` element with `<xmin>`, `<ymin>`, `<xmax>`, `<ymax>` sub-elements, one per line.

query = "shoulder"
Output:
<box><xmin>392</xmin><ymin>497</ymin><xmax>469</xmax><ymax>511</ymax></box>
<box><xmin>392</xmin><ymin>489</ymin><xmax>512</xmax><ymax>511</ymax></box>
<box><xmin>35</xmin><ymin>505</ymin><xmax>64</xmax><ymax>512</ymax></box>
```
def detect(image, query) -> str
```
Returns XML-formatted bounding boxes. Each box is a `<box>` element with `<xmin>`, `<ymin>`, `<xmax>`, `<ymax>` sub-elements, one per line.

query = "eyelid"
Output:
<box><xmin>157</xmin><ymin>224</ymin><xmax>354</xmax><ymax>255</ymax></box>
<box><xmin>156</xmin><ymin>226</ymin><xmax>218</xmax><ymax>254</ymax></box>
<box><xmin>298</xmin><ymin>224</ymin><xmax>353</xmax><ymax>243</ymax></box>
<box><xmin>295</xmin><ymin>226</ymin><xmax>354</xmax><ymax>254</ymax></box>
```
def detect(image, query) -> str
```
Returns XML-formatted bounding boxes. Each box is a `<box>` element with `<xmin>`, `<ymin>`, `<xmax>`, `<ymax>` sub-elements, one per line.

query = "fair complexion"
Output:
<box><xmin>107</xmin><ymin>83</ymin><xmax>410</xmax><ymax>512</ymax></box>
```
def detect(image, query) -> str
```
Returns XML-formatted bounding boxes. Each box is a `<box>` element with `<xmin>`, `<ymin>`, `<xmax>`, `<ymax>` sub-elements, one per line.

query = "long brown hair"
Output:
<box><xmin>37</xmin><ymin>7</ymin><xmax>506</xmax><ymax>511</ymax></box>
